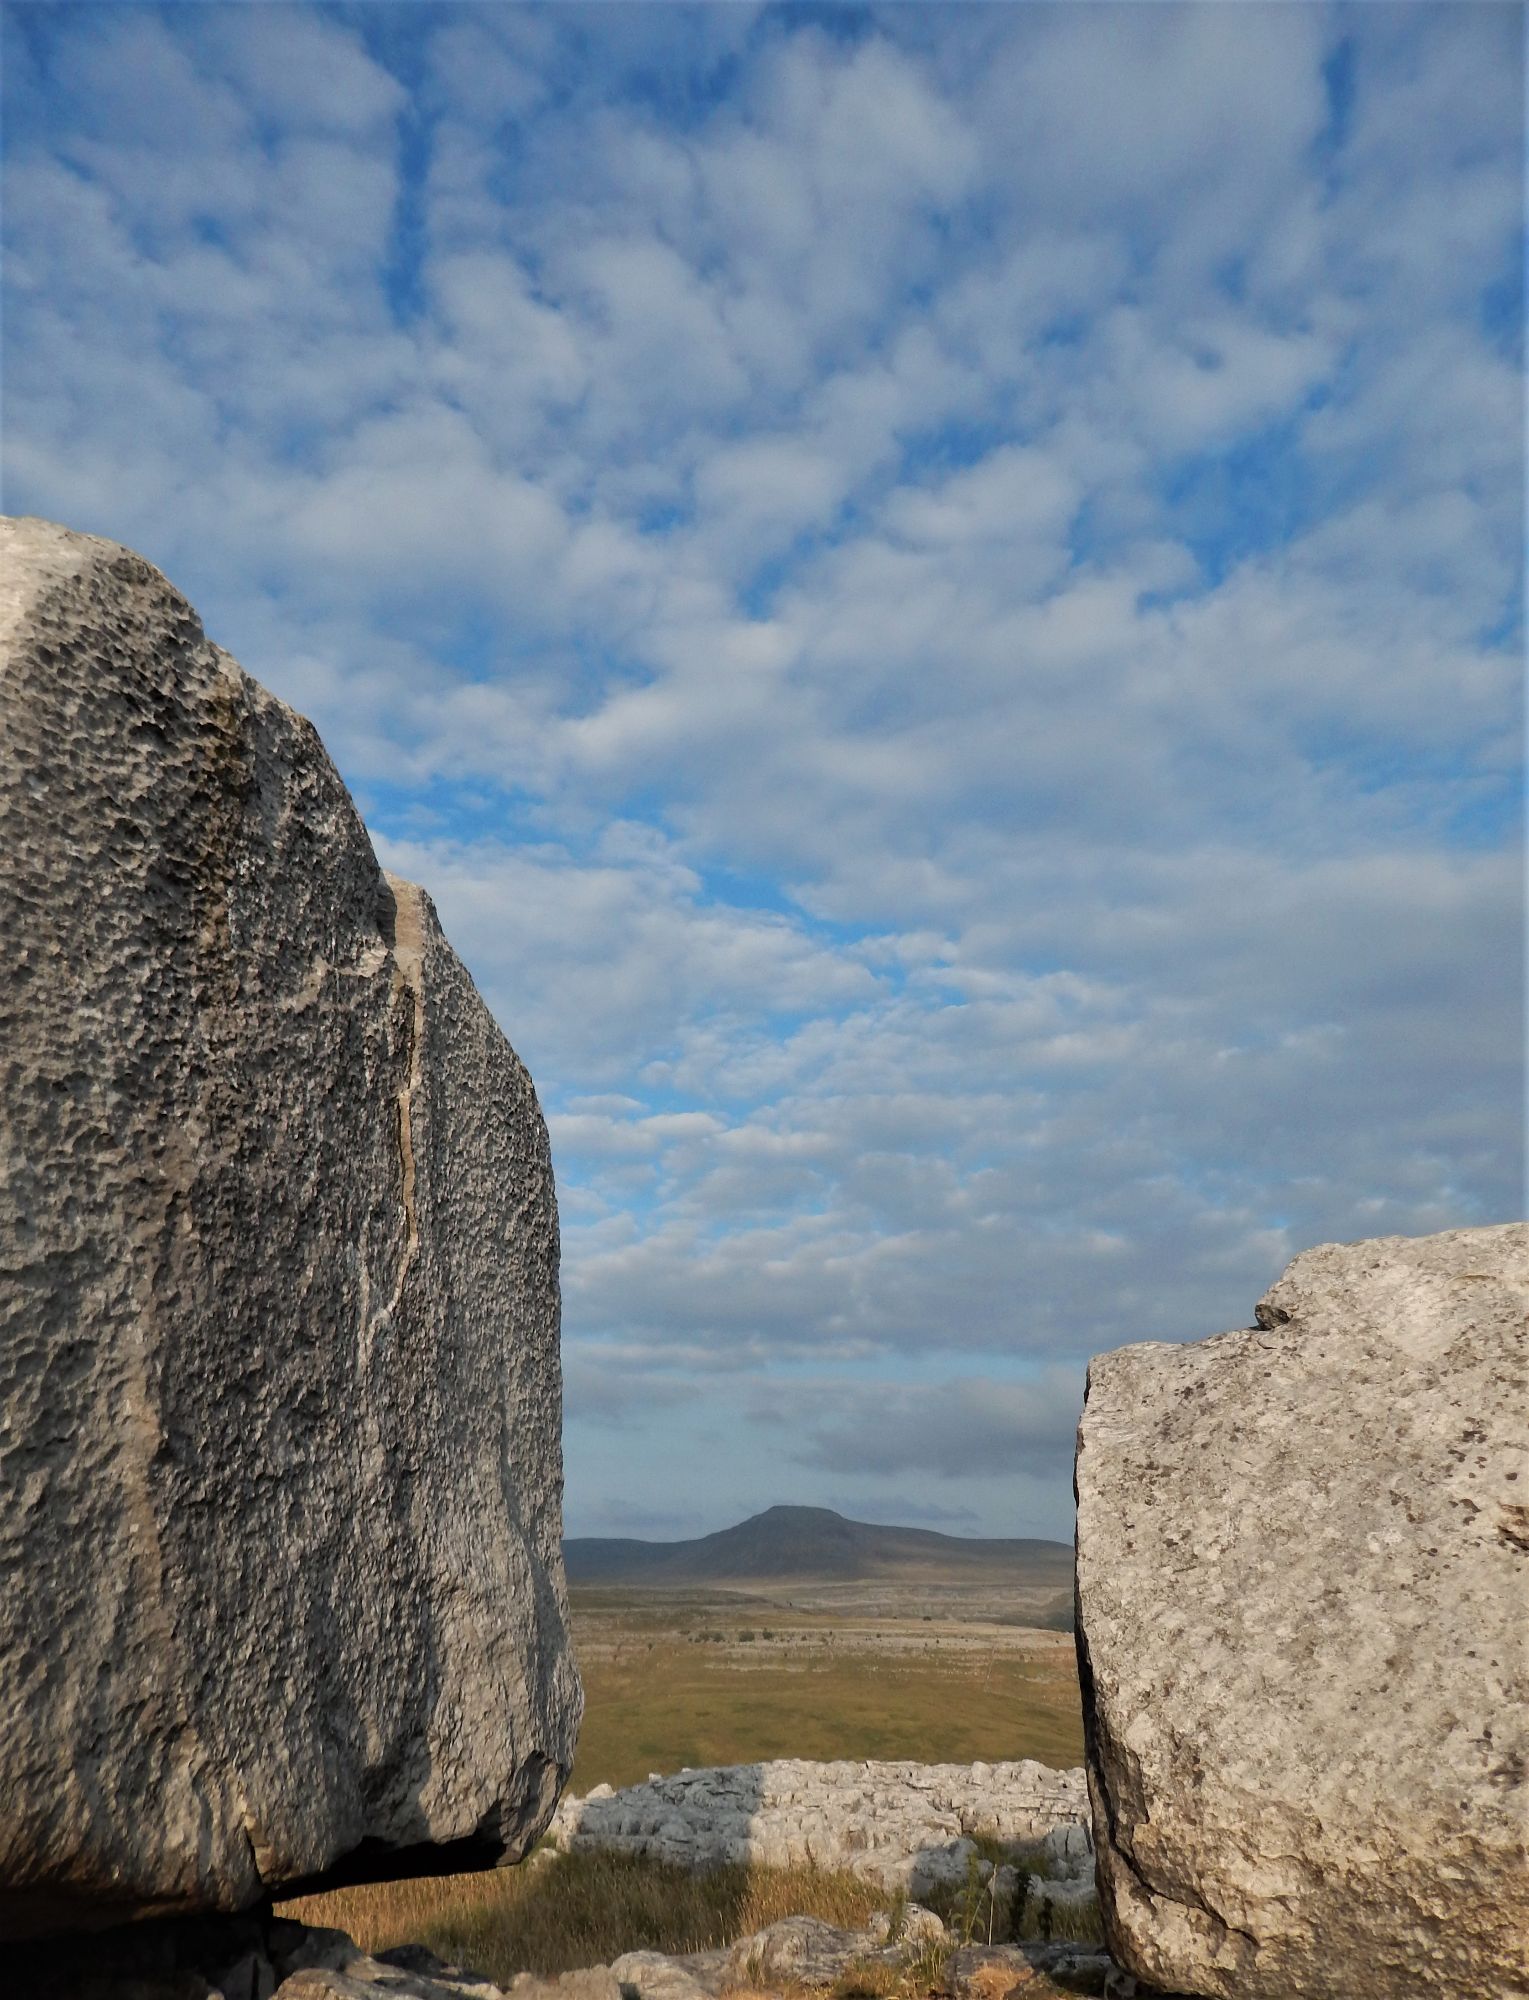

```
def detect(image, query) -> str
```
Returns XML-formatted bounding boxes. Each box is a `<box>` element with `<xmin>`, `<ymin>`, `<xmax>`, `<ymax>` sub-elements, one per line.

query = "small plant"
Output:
<box><xmin>967</xmin><ymin>1831</ymin><xmax>1021</xmax><ymax>1870</ymax></box>
<box><xmin>950</xmin><ymin>1849</ymin><xmax>1001</xmax><ymax>1947</ymax></box>
<box><xmin>1016</xmin><ymin>1887</ymin><xmax>1104</xmax><ymax>1948</ymax></box>
<box><xmin>926</xmin><ymin>1833</ymin><xmax>1028</xmax><ymax>1947</ymax></box>
<box><xmin>1007</xmin><ymin>1868</ymin><xmax>1029</xmax><ymax>1944</ymax></box>
<box><xmin>901</xmin><ymin>1935</ymin><xmax>951</xmax><ymax>1994</ymax></box>
<box><xmin>885</xmin><ymin>1886</ymin><xmax>909</xmax><ymax>1944</ymax></box>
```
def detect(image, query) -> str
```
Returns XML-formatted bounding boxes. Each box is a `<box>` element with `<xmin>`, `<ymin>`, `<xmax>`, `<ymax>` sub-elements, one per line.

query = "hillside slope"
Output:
<box><xmin>564</xmin><ymin>1504</ymin><xmax>1072</xmax><ymax>1587</ymax></box>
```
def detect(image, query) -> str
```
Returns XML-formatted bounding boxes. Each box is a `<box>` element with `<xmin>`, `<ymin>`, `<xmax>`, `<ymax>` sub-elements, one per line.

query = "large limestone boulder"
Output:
<box><xmin>0</xmin><ymin>518</ymin><xmax>581</xmax><ymax>1941</ymax></box>
<box><xmin>1075</xmin><ymin>1222</ymin><xmax>1528</xmax><ymax>1999</ymax></box>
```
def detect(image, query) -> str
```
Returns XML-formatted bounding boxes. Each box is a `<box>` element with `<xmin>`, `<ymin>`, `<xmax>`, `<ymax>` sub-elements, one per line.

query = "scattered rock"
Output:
<box><xmin>942</xmin><ymin>1943</ymin><xmax>1115</xmax><ymax>2000</ymax></box>
<box><xmin>373</xmin><ymin>1945</ymin><xmax>511</xmax><ymax>1996</ymax></box>
<box><xmin>278</xmin><ymin>1957</ymin><xmax>498</xmax><ymax>2000</ymax></box>
<box><xmin>2</xmin><ymin>1914</ymin><xmax>505</xmax><ymax>2000</ymax></box>
<box><xmin>1076</xmin><ymin>1222</ymin><xmax>1529</xmax><ymax>2000</ymax></box>
<box><xmin>726</xmin><ymin>1916</ymin><xmax>873</xmax><ymax>1988</ymax></box>
<box><xmin>608</xmin><ymin>1950</ymin><xmax>721</xmax><ymax>2000</ymax></box>
<box><xmin>866</xmin><ymin>1904</ymin><xmax>946</xmax><ymax>1947</ymax></box>
<box><xmin>507</xmin><ymin>1970</ymin><xmax>624</xmax><ymax>2000</ymax></box>
<box><xmin>0</xmin><ymin>517</ymin><xmax>580</xmax><ymax>1940</ymax></box>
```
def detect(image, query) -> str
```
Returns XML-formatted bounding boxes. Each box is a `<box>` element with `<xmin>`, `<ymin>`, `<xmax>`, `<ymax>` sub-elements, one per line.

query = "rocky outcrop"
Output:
<box><xmin>0</xmin><ymin>518</ymin><xmax>580</xmax><ymax>1941</ymax></box>
<box><xmin>607</xmin><ymin>1921</ymin><xmax>1118</xmax><ymax>2000</ymax></box>
<box><xmin>8</xmin><ymin>1917</ymin><xmax>1125</xmax><ymax>2000</ymax></box>
<box><xmin>7</xmin><ymin>1913</ymin><xmax>526</xmax><ymax>2000</ymax></box>
<box><xmin>1075</xmin><ymin>1223</ymin><xmax>1529</xmax><ymax>1999</ymax></box>
<box><xmin>548</xmin><ymin>1759</ymin><xmax>1091</xmax><ymax>1896</ymax></box>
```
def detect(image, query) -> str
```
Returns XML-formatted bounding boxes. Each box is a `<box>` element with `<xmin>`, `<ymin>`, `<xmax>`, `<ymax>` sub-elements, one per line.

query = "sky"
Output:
<box><xmin>2</xmin><ymin>2</ymin><xmax>1522</xmax><ymax>1542</ymax></box>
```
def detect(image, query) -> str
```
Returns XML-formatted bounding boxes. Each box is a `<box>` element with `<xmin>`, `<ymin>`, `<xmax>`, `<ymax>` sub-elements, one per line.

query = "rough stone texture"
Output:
<box><xmin>507</xmin><ymin>1973</ymin><xmax>623</xmax><ymax>2000</ymax></box>
<box><xmin>276</xmin><ymin>1938</ymin><xmax>510</xmax><ymax>2000</ymax></box>
<box><xmin>0</xmin><ymin>517</ymin><xmax>580</xmax><ymax>1941</ymax></box>
<box><xmin>1075</xmin><ymin>1222</ymin><xmax>1529</xmax><ymax>2000</ymax></box>
<box><xmin>611</xmin><ymin>1920</ymin><xmax>1116</xmax><ymax>2000</ymax></box>
<box><xmin>726</xmin><ymin>1916</ymin><xmax>877</xmax><ymax>1988</ymax></box>
<box><xmin>548</xmin><ymin>1760</ymin><xmax>1091</xmax><ymax>1895</ymax></box>
<box><xmin>607</xmin><ymin>1952</ymin><xmax>721</xmax><ymax>2000</ymax></box>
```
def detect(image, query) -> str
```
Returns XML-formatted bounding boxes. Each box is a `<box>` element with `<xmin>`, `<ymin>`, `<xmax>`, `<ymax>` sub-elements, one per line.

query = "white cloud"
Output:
<box><xmin>3</xmin><ymin>2</ymin><xmax>1518</xmax><ymax>1541</ymax></box>
<box><xmin>784</xmin><ymin>1371</ymin><xmax>1086</xmax><ymax>1480</ymax></box>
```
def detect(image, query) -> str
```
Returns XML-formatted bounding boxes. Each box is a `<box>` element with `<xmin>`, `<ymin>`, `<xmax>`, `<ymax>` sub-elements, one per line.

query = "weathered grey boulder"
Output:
<box><xmin>607</xmin><ymin>1952</ymin><xmax>721</xmax><ymax>2000</ymax></box>
<box><xmin>0</xmin><ymin>518</ymin><xmax>581</xmax><ymax>1941</ymax></box>
<box><xmin>1075</xmin><ymin>1223</ymin><xmax>1529</xmax><ymax>1999</ymax></box>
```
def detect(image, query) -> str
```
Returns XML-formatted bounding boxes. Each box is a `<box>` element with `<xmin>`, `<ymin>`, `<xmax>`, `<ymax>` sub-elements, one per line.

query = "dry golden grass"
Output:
<box><xmin>281</xmin><ymin>1845</ymin><xmax>1103</xmax><ymax>1990</ymax></box>
<box><xmin>281</xmin><ymin>1592</ymin><xmax>1090</xmax><ymax>1987</ymax></box>
<box><xmin>570</xmin><ymin>1636</ymin><xmax>1084</xmax><ymax>1792</ymax></box>
<box><xmin>280</xmin><ymin>1849</ymin><xmax>890</xmax><ymax>1987</ymax></box>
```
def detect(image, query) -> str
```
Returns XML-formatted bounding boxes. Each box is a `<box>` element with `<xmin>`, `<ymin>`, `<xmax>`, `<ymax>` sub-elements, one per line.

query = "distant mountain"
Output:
<box><xmin>563</xmin><ymin>1503</ymin><xmax>1072</xmax><ymax>1587</ymax></box>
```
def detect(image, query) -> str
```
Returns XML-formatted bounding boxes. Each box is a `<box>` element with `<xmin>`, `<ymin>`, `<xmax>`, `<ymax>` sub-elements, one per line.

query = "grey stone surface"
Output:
<box><xmin>549</xmin><ymin>1759</ymin><xmax>1090</xmax><ymax>1895</ymax></box>
<box><xmin>865</xmin><ymin>1904</ymin><xmax>945</xmax><ymax>1947</ymax></box>
<box><xmin>607</xmin><ymin>1951</ymin><xmax>720</xmax><ymax>2000</ymax></box>
<box><xmin>275</xmin><ymin>1937</ymin><xmax>510</xmax><ymax>1999</ymax></box>
<box><xmin>725</xmin><ymin>1917</ymin><xmax>871</xmax><ymax>1988</ymax></box>
<box><xmin>0</xmin><ymin>517</ymin><xmax>580</xmax><ymax>1941</ymax></box>
<box><xmin>508</xmin><ymin>1972</ymin><xmax>624</xmax><ymax>2000</ymax></box>
<box><xmin>275</xmin><ymin>1960</ymin><xmax>500</xmax><ymax>2000</ymax></box>
<box><xmin>1075</xmin><ymin>1222</ymin><xmax>1529</xmax><ymax>2000</ymax></box>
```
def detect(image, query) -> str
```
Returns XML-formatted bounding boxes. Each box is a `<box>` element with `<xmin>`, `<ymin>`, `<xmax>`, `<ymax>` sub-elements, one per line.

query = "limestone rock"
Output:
<box><xmin>277</xmin><ymin>1954</ymin><xmax>504</xmax><ymax>2000</ymax></box>
<box><xmin>0</xmin><ymin>518</ymin><xmax>580</xmax><ymax>1940</ymax></box>
<box><xmin>507</xmin><ymin>1973</ymin><xmax>624</xmax><ymax>2000</ymax></box>
<box><xmin>943</xmin><ymin>1942</ymin><xmax>1114</xmax><ymax>1998</ymax></box>
<box><xmin>608</xmin><ymin>1952</ymin><xmax>721</xmax><ymax>2000</ymax></box>
<box><xmin>865</xmin><ymin>1904</ymin><xmax>945</xmax><ymax>1947</ymax></box>
<box><xmin>1075</xmin><ymin>1222</ymin><xmax>1529</xmax><ymax>1999</ymax></box>
<box><xmin>548</xmin><ymin>1759</ymin><xmax>1088</xmax><ymax>1891</ymax></box>
<box><xmin>725</xmin><ymin>1917</ymin><xmax>870</xmax><ymax>1988</ymax></box>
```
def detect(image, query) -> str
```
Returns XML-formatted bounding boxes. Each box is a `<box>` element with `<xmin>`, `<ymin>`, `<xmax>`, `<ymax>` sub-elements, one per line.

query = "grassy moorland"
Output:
<box><xmin>568</xmin><ymin>1590</ymin><xmax>1085</xmax><ymax>1790</ymax></box>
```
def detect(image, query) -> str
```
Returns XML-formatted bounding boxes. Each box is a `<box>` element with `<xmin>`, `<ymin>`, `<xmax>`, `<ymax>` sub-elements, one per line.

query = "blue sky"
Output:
<box><xmin>3</xmin><ymin>2</ymin><xmax>1521</xmax><ymax>1540</ymax></box>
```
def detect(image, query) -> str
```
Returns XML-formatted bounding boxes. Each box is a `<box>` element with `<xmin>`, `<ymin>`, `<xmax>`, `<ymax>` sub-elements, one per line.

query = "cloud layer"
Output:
<box><xmin>3</xmin><ymin>2</ymin><xmax>1520</xmax><ymax>1537</ymax></box>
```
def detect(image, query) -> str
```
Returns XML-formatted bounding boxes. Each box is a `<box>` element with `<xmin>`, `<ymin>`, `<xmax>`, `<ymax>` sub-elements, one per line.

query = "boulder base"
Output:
<box><xmin>0</xmin><ymin>518</ymin><xmax>581</xmax><ymax>1940</ymax></box>
<box><xmin>1075</xmin><ymin>1222</ymin><xmax>1528</xmax><ymax>1999</ymax></box>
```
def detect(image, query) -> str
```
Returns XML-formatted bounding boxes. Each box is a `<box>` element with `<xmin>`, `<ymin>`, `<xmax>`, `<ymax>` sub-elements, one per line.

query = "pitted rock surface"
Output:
<box><xmin>725</xmin><ymin>1916</ymin><xmax>873</xmax><ymax>1988</ymax></box>
<box><xmin>1076</xmin><ymin>1222</ymin><xmax>1529</xmax><ymax>2000</ymax></box>
<box><xmin>607</xmin><ymin>1951</ymin><xmax>723</xmax><ymax>2000</ymax></box>
<box><xmin>549</xmin><ymin>1759</ymin><xmax>1090</xmax><ymax>1895</ymax></box>
<box><xmin>0</xmin><ymin>517</ymin><xmax>580</xmax><ymax>1941</ymax></box>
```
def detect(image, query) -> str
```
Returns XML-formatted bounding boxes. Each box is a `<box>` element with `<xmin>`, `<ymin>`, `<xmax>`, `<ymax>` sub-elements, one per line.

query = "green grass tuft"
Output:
<box><xmin>281</xmin><ymin>1849</ymin><xmax>889</xmax><ymax>1987</ymax></box>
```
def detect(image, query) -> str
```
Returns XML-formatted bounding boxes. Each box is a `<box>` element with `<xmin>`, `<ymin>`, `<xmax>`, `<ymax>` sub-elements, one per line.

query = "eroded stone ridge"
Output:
<box><xmin>1075</xmin><ymin>1221</ymin><xmax>1529</xmax><ymax>2000</ymax></box>
<box><xmin>549</xmin><ymin>1759</ymin><xmax>1091</xmax><ymax>1894</ymax></box>
<box><xmin>0</xmin><ymin>517</ymin><xmax>581</xmax><ymax>1941</ymax></box>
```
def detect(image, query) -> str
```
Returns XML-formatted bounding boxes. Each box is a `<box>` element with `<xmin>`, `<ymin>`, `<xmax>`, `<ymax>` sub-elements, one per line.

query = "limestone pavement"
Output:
<box><xmin>549</xmin><ymin>1760</ymin><xmax>1092</xmax><ymax>1899</ymax></box>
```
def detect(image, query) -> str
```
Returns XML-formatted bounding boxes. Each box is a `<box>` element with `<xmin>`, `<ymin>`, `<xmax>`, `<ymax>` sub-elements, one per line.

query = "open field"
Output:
<box><xmin>281</xmin><ymin>1583</ymin><xmax>1088</xmax><ymax>1981</ymax></box>
<box><xmin>568</xmin><ymin>1584</ymin><xmax>1086</xmax><ymax>1791</ymax></box>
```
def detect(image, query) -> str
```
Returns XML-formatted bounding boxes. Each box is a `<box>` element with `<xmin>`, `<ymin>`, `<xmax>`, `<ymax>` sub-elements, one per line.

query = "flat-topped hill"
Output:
<box><xmin>564</xmin><ymin>1504</ymin><xmax>1072</xmax><ymax>1588</ymax></box>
